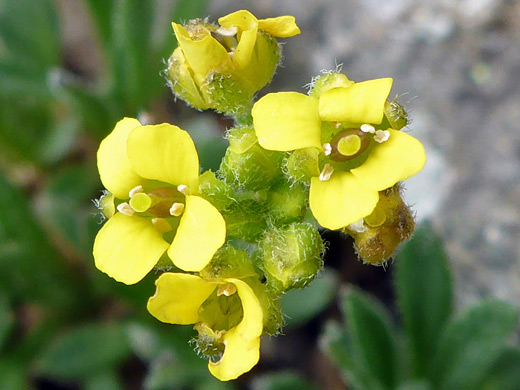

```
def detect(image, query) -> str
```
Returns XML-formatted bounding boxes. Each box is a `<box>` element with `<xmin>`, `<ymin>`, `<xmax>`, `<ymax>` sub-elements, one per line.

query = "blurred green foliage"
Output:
<box><xmin>321</xmin><ymin>224</ymin><xmax>520</xmax><ymax>390</ymax></box>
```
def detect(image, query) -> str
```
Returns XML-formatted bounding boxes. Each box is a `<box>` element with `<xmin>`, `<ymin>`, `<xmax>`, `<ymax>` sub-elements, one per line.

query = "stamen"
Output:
<box><xmin>128</xmin><ymin>185</ymin><xmax>144</xmax><ymax>198</ymax></box>
<box><xmin>152</xmin><ymin>218</ymin><xmax>172</xmax><ymax>233</ymax></box>
<box><xmin>169</xmin><ymin>202</ymin><xmax>185</xmax><ymax>217</ymax></box>
<box><xmin>319</xmin><ymin>164</ymin><xmax>334</xmax><ymax>181</ymax></box>
<box><xmin>349</xmin><ymin>219</ymin><xmax>368</xmax><ymax>233</ymax></box>
<box><xmin>337</xmin><ymin>134</ymin><xmax>362</xmax><ymax>157</ymax></box>
<box><xmin>360</xmin><ymin>124</ymin><xmax>376</xmax><ymax>134</ymax></box>
<box><xmin>374</xmin><ymin>130</ymin><xmax>390</xmax><ymax>143</ymax></box>
<box><xmin>323</xmin><ymin>143</ymin><xmax>332</xmax><ymax>156</ymax></box>
<box><xmin>335</xmin><ymin>122</ymin><xmax>342</xmax><ymax>129</ymax></box>
<box><xmin>217</xmin><ymin>283</ymin><xmax>237</xmax><ymax>297</ymax></box>
<box><xmin>117</xmin><ymin>202</ymin><xmax>134</xmax><ymax>216</ymax></box>
<box><xmin>129</xmin><ymin>193</ymin><xmax>152</xmax><ymax>213</ymax></box>
<box><xmin>177</xmin><ymin>184</ymin><xmax>190</xmax><ymax>196</ymax></box>
<box><xmin>216</xmin><ymin>26</ymin><xmax>238</xmax><ymax>37</ymax></box>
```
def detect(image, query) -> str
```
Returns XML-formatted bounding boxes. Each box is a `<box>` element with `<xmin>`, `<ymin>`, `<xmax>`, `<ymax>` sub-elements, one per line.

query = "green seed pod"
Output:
<box><xmin>219</xmin><ymin>143</ymin><xmax>283</xmax><ymax>191</ymax></box>
<box><xmin>283</xmin><ymin>147</ymin><xmax>320</xmax><ymax>183</ymax></box>
<box><xmin>261</xmin><ymin>222</ymin><xmax>324</xmax><ymax>292</ymax></box>
<box><xmin>267</xmin><ymin>181</ymin><xmax>308</xmax><ymax>224</ymax></box>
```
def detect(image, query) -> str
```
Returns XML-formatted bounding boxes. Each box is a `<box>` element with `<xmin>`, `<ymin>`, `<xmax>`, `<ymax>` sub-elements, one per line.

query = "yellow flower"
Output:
<box><xmin>147</xmin><ymin>273</ymin><xmax>263</xmax><ymax>381</ymax></box>
<box><xmin>167</xmin><ymin>10</ymin><xmax>300</xmax><ymax>113</ymax></box>
<box><xmin>252</xmin><ymin>75</ymin><xmax>426</xmax><ymax>230</ymax></box>
<box><xmin>93</xmin><ymin>118</ymin><xmax>226</xmax><ymax>284</ymax></box>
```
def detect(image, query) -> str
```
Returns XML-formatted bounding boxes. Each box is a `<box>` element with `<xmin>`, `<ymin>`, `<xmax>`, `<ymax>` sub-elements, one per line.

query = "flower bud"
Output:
<box><xmin>384</xmin><ymin>100</ymin><xmax>409</xmax><ymax>130</ymax></box>
<box><xmin>283</xmin><ymin>147</ymin><xmax>320</xmax><ymax>183</ymax></box>
<box><xmin>309</xmin><ymin>72</ymin><xmax>354</xmax><ymax>98</ymax></box>
<box><xmin>200</xmin><ymin>245</ymin><xmax>257</xmax><ymax>281</ymax></box>
<box><xmin>198</xmin><ymin>170</ymin><xmax>233</xmax><ymax>210</ymax></box>
<box><xmin>167</xmin><ymin>11</ymin><xmax>300</xmax><ymax>115</ymax></box>
<box><xmin>345</xmin><ymin>185</ymin><xmax>415</xmax><ymax>265</ymax></box>
<box><xmin>219</xmin><ymin>142</ymin><xmax>283</xmax><ymax>191</ymax></box>
<box><xmin>267</xmin><ymin>181</ymin><xmax>308</xmax><ymax>224</ymax></box>
<box><xmin>261</xmin><ymin>223</ymin><xmax>324</xmax><ymax>292</ymax></box>
<box><xmin>221</xmin><ymin>199</ymin><xmax>268</xmax><ymax>242</ymax></box>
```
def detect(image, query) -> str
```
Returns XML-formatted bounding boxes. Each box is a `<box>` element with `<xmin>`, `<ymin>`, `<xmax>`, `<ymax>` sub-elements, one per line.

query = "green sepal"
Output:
<box><xmin>266</xmin><ymin>180</ymin><xmax>308</xmax><ymax>224</ymax></box>
<box><xmin>198</xmin><ymin>170</ymin><xmax>233</xmax><ymax>211</ymax></box>
<box><xmin>200</xmin><ymin>244</ymin><xmax>257</xmax><ymax>281</ymax></box>
<box><xmin>283</xmin><ymin>148</ymin><xmax>320</xmax><ymax>184</ymax></box>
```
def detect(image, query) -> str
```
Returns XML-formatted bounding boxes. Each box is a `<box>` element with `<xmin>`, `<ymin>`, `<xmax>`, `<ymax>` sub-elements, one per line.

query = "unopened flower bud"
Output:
<box><xmin>261</xmin><ymin>223</ymin><xmax>324</xmax><ymax>292</ymax></box>
<box><xmin>219</xmin><ymin>143</ymin><xmax>283</xmax><ymax>191</ymax></box>
<box><xmin>267</xmin><ymin>181</ymin><xmax>308</xmax><ymax>224</ymax></box>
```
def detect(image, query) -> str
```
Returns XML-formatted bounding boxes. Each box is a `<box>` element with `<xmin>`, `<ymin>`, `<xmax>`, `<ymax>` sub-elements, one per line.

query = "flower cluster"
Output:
<box><xmin>93</xmin><ymin>10</ymin><xmax>426</xmax><ymax>382</ymax></box>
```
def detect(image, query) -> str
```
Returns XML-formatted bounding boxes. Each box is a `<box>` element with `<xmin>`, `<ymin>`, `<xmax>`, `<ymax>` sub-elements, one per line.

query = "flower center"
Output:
<box><xmin>329</xmin><ymin>129</ymin><xmax>370</xmax><ymax>162</ymax></box>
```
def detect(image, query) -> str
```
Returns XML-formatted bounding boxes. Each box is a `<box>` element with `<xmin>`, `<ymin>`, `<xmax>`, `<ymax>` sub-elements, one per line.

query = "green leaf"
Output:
<box><xmin>341</xmin><ymin>288</ymin><xmax>399</xmax><ymax>389</ymax></box>
<box><xmin>0</xmin><ymin>360</ymin><xmax>27</xmax><ymax>390</ymax></box>
<box><xmin>395</xmin><ymin>222</ymin><xmax>452</xmax><ymax>378</ymax></box>
<box><xmin>432</xmin><ymin>300</ymin><xmax>519</xmax><ymax>390</ymax></box>
<box><xmin>282</xmin><ymin>270</ymin><xmax>337</xmax><ymax>327</ymax></box>
<box><xmin>320</xmin><ymin>321</ymin><xmax>386</xmax><ymax>390</ymax></box>
<box><xmin>251</xmin><ymin>371</ymin><xmax>318</xmax><ymax>390</ymax></box>
<box><xmin>478</xmin><ymin>347</ymin><xmax>520</xmax><ymax>390</ymax></box>
<box><xmin>37</xmin><ymin>163</ymin><xmax>101</xmax><ymax>257</ymax></box>
<box><xmin>0</xmin><ymin>292</ymin><xmax>14</xmax><ymax>349</ymax></box>
<box><xmin>396</xmin><ymin>380</ymin><xmax>432</xmax><ymax>390</ymax></box>
<box><xmin>36</xmin><ymin>323</ymin><xmax>131</xmax><ymax>380</ymax></box>
<box><xmin>85</xmin><ymin>370</ymin><xmax>124</xmax><ymax>390</ymax></box>
<box><xmin>0</xmin><ymin>174</ymin><xmax>80</xmax><ymax>310</ymax></box>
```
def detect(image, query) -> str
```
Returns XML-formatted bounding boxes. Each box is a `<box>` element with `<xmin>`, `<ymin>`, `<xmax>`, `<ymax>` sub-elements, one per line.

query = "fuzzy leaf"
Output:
<box><xmin>432</xmin><ymin>300</ymin><xmax>519</xmax><ymax>390</ymax></box>
<box><xmin>396</xmin><ymin>222</ymin><xmax>452</xmax><ymax>378</ymax></box>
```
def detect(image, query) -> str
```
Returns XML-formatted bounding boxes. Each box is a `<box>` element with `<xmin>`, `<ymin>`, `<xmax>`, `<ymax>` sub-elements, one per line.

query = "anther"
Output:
<box><xmin>117</xmin><ymin>202</ymin><xmax>135</xmax><ymax>217</ymax></box>
<box><xmin>177</xmin><ymin>184</ymin><xmax>190</xmax><ymax>196</ymax></box>
<box><xmin>323</xmin><ymin>143</ymin><xmax>332</xmax><ymax>156</ymax></box>
<box><xmin>128</xmin><ymin>185</ymin><xmax>144</xmax><ymax>198</ymax></box>
<box><xmin>217</xmin><ymin>283</ymin><xmax>237</xmax><ymax>297</ymax></box>
<box><xmin>319</xmin><ymin>164</ymin><xmax>334</xmax><ymax>181</ymax></box>
<box><xmin>169</xmin><ymin>202</ymin><xmax>185</xmax><ymax>217</ymax></box>
<box><xmin>360</xmin><ymin>124</ymin><xmax>375</xmax><ymax>134</ymax></box>
<box><xmin>349</xmin><ymin>219</ymin><xmax>368</xmax><ymax>233</ymax></box>
<box><xmin>152</xmin><ymin>218</ymin><xmax>172</xmax><ymax>233</ymax></box>
<box><xmin>216</xmin><ymin>26</ymin><xmax>238</xmax><ymax>37</ymax></box>
<box><xmin>374</xmin><ymin>130</ymin><xmax>390</xmax><ymax>143</ymax></box>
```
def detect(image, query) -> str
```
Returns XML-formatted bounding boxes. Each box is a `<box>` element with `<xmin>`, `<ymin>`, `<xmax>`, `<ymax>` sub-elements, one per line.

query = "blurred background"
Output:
<box><xmin>1</xmin><ymin>0</ymin><xmax>519</xmax><ymax>389</ymax></box>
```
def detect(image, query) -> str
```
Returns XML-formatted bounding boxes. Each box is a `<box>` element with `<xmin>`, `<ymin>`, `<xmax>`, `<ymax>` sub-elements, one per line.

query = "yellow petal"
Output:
<box><xmin>208</xmin><ymin>278</ymin><xmax>262</xmax><ymax>381</ymax></box>
<box><xmin>309</xmin><ymin>172</ymin><xmax>379</xmax><ymax>230</ymax></box>
<box><xmin>351</xmin><ymin>129</ymin><xmax>426</xmax><ymax>191</ymax></box>
<box><xmin>168</xmin><ymin>195</ymin><xmax>226</xmax><ymax>272</ymax></box>
<box><xmin>219</xmin><ymin>10</ymin><xmax>258</xmax><ymax>70</ymax></box>
<box><xmin>208</xmin><ymin>328</ymin><xmax>260</xmax><ymax>381</ymax></box>
<box><xmin>172</xmin><ymin>22</ymin><xmax>232</xmax><ymax>76</ymax></box>
<box><xmin>258</xmin><ymin>16</ymin><xmax>301</xmax><ymax>38</ymax></box>
<box><xmin>319</xmin><ymin>78</ymin><xmax>393</xmax><ymax>124</ymax></box>
<box><xmin>97</xmin><ymin>118</ymin><xmax>142</xmax><ymax>199</ymax></box>
<box><xmin>126</xmin><ymin>123</ymin><xmax>199</xmax><ymax>188</ymax></box>
<box><xmin>147</xmin><ymin>273</ymin><xmax>216</xmax><ymax>325</ymax></box>
<box><xmin>252</xmin><ymin>92</ymin><xmax>322</xmax><ymax>151</ymax></box>
<box><xmin>93</xmin><ymin>213</ymin><xmax>169</xmax><ymax>285</ymax></box>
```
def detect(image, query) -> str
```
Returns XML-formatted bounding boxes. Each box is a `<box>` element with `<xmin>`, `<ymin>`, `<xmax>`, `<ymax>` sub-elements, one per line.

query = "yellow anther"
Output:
<box><xmin>129</xmin><ymin>193</ymin><xmax>152</xmax><ymax>213</ymax></box>
<box><xmin>374</xmin><ymin>130</ymin><xmax>390</xmax><ymax>143</ymax></box>
<box><xmin>217</xmin><ymin>283</ymin><xmax>237</xmax><ymax>297</ymax></box>
<box><xmin>323</xmin><ymin>143</ymin><xmax>332</xmax><ymax>156</ymax></box>
<box><xmin>128</xmin><ymin>185</ymin><xmax>144</xmax><ymax>198</ymax></box>
<box><xmin>177</xmin><ymin>184</ymin><xmax>190</xmax><ymax>196</ymax></box>
<box><xmin>319</xmin><ymin>163</ymin><xmax>334</xmax><ymax>181</ymax></box>
<box><xmin>169</xmin><ymin>202</ymin><xmax>185</xmax><ymax>217</ymax></box>
<box><xmin>152</xmin><ymin>218</ymin><xmax>173</xmax><ymax>233</ymax></box>
<box><xmin>360</xmin><ymin>124</ymin><xmax>376</xmax><ymax>134</ymax></box>
<box><xmin>349</xmin><ymin>219</ymin><xmax>368</xmax><ymax>233</ymax></box>
<box><xmin>116</xmin><ymin>202</ymin><xmax>134</xmax><ymax>217</ymax></box>
<box><xmin>337</xmin><ymin>134</ymin><xmax>362</xmax><ymax>157</ymax></box>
